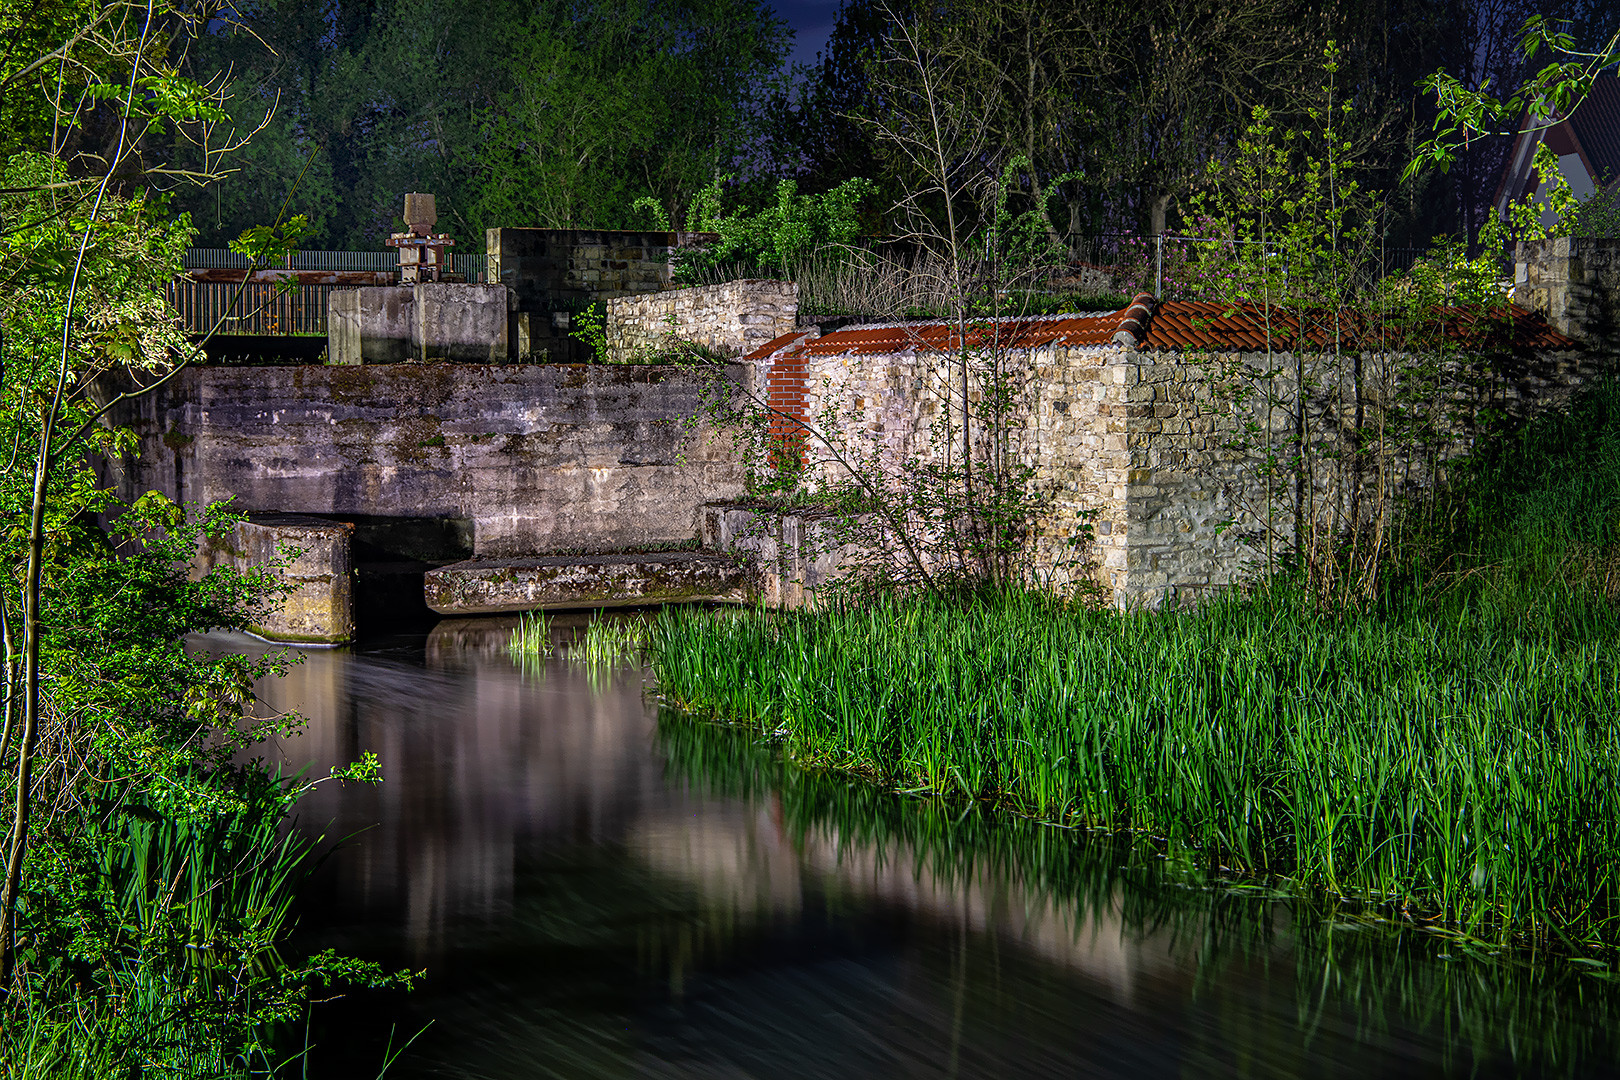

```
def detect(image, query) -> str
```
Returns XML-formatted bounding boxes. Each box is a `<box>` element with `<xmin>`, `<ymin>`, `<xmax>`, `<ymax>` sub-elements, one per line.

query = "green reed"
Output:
<box><xmin>508</xmin><ymin>610</ymin><xmax>554</xmax><ymax>657</ymax></box>
<box><xmin>649</xmin><ymin>586</ymin><xmax>1620</xmax><ymax>950</ymax></box>
<box><xmin>569</xmin><ymin>612</ymin><xmax>649</xmax><ymax>669</ymax></box>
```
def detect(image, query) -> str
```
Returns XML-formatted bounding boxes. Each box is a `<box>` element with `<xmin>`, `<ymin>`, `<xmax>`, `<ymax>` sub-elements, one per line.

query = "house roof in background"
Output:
<box><xmin>745</xmin><ymin>294</ymin><xmax>1575</xmax><ymax>360</ymax></box>
<box><xmin>1576</xmin><ymin>73</ymin><xmax>1620</xmax><ymax>188</ymax></box>
<box><xmin>1494</xmin><ymin>72</ymin><xmax>1620</xmax><ymax>214</ymax></box>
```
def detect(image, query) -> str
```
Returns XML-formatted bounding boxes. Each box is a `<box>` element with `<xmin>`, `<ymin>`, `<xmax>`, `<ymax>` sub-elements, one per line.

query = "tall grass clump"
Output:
<box><xmin>1389</xmin><ymin>375</ymin><xmax>1620</xmax><ymax>611</ymax></box>
<box><xmin>650</xmin><ymin>378</ymin><xmax>1620</xmax><ymax>951</ymax></box>
<box><xmin>509</xmin><ymin>610</ymin><xmax>554</xmax><ymax>657</ymax></box>
<box><xmin>569</xmin><ymin>612</ymin><xmax>649</xmax><ymax>670</ymax></box>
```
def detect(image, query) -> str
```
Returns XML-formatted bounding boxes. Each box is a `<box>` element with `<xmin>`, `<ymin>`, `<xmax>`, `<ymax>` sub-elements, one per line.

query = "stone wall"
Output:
<box><xmin>487</xmin><ymin>228</ymin><xmax>713</xmax><ymax>361</ymax></box>
<box><xmin>99</xmin><ymin>363</ymin><xmax>755</xmax><ymax>558</ymax></box>
<box><xmin>1127</xmin><ymin>345</ymin><xmax>1616</xmax><ymax>603</ymax></box>
<box><xmin>790</xmin><ymin>340</ymin><xmax>1133</xmax><ymax>602</ymax></box>
<box><xmin>775</xmin><ymin>336</ymin><xmax>1602</xmax><ymax>607</ymax></box>
<box><xmin>604</xmin><ymin>280</ymin><xmax>798</xmax><ymax>361</ymax></box>
<box><xmin>1515</xmin><ymin>236</ymin><xmax>1620</xmax><ymax>349</ymax></box>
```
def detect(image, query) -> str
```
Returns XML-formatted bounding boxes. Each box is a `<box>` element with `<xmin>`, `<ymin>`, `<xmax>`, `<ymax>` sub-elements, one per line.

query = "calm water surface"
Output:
<box><xmin>202</xmin><ymin>617</ymin><xmax>1620</xmax><ymax>1079</ymax></box>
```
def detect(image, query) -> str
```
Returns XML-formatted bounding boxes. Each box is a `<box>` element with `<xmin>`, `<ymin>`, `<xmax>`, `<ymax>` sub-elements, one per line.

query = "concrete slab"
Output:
<box><xmin>424</xmin><ymin>551</ymin><xmax>757</xmax><ymax>614</ymax></box>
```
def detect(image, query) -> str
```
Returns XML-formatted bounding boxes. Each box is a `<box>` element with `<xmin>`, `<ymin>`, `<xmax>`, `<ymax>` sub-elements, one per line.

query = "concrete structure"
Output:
<box><xmin>487</xmin><ymin>228</ymin><xmax>714</xmax><ymax>361</ymax></box>
<box><xmin>699</xmin><ymin>504</ymin><xmax>855</xmax><ymax>608</ymax></box>
<box><xmin>101</xmin><ymin>362</ymin><xmax>752</xmax><ymax>557</ymax></box>
<box><xmin>423</xmin><ymin>551</ymin><xmax>755</xmax><ymax>614</ymax></box>
<box><xmin>605</xmin><ymin>279</ymin><xmax>798</xmax><ymax>361</ymax></box>
<box><xmin>194</xmin><ymin>514</ymin><xmax>355</xmax><ymax>643</ymax></box>
<box><xmin>327</xmin><ymin>282</ymin><xmax>514</xmax><ymax>364</ymax></box>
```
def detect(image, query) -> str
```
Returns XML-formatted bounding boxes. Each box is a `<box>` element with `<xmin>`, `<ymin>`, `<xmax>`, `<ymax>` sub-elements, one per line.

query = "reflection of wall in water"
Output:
<box><xmin>244</xmin><ymin>625</ymin><xmax>662</xmax><ymax>956</ymax></box>
<box><xmin>628</xmin><ymin>804</ymin><xmax>1179</xmax><ymax>1004</ymax></box>
<box><xmin>245</xmin><ymin>622</ymin><xmax>1178</xmax><ymax>1003</ymax></box>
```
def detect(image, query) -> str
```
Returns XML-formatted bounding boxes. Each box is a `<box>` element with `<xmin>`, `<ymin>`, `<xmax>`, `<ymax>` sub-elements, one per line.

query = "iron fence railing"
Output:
<box><xmin>173</xmin><ymin>248</ymin><xmax>487</xmax><ymax>335</ymax></box>
<box><xmin>165</xmin><ymin>280</ymin><xmax>349</xmax><ymax>336</ymax></box>
<box><xmin>181</xmin><ymin>247</ymin><xmax>486</xmax><ymax>279</ymax></box>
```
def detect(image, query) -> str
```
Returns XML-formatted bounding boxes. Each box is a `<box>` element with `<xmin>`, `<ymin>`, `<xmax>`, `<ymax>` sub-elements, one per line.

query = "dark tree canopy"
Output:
<box><xmin>173</xmin><ymin>0</ymin><xmax>790</xmax><ymax>249</ymax></box>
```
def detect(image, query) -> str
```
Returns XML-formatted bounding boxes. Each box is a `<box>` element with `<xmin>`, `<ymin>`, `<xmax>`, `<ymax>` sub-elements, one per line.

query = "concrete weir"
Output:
<box><xmin>423</xmin><ymin>552</ymin><xmax>757</xmax><ymax>615</ymax></box>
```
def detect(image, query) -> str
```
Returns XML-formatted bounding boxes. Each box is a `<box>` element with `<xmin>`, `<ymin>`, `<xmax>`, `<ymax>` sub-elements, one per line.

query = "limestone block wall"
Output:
<box><xmin>1110</xmin><ymin>344</ymin><xmax>1601</xmax><ymax>606</ymax></box>
<box><xmin>788</xmin><ymin>339</ymin><xmax>1133</xmax><ymax>601</ymax></box>
<box><xmin>605</xmin><ymin>280</ymin><xmax>798</xmax><ymax>361</ymax></box>
<box><xmin>99</xmin><ymin>363</ymin><xmax>758</xmax><ymax>558</ymax></box>
<box><xmin>774</xmin><ymin>337</ymin><xmax>1604</xmax><ymax>607</ymax></box>
<box><xmin>1515</xmin><ymin>237</ymin><xmax>1620</xmax><ymax>349</ymax></box>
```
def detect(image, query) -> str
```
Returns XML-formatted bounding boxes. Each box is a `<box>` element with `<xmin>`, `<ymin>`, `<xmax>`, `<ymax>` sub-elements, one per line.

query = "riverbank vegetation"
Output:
<box><xmin>651</xmin><ymin>375</ymin><xmax>1620</xmax><ymax>953</ymax></box>
<box><xmin>658</xmin><ymin>710</ymin><xmax>1620</xmax><ymax>1068</ymax></box>
<box><xmin>0</xmin><ymin>8</ymin><xmax>404</xmax><ymax>1072</ymax></box>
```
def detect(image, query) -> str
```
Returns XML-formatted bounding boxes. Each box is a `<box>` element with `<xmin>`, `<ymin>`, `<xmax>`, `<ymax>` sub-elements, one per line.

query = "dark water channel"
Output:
<box><xmin>203</xmin><ymin>617</ymin><xmax>1620</xmax><ymax>1079</ymax></box>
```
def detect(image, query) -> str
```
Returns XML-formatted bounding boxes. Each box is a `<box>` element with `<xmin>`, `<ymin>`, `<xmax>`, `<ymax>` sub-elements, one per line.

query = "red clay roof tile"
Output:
<box><xmin>780</xmin><ymin>299</ymin><xmax>1575</xmax><ymax>358</ymax></box>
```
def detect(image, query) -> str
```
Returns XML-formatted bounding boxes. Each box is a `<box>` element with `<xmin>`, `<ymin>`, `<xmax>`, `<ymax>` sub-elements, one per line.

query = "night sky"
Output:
<box><xmin>773</xmin><ymin>0</ymin><xmax>842</xmax><ymax>73</ymax></box>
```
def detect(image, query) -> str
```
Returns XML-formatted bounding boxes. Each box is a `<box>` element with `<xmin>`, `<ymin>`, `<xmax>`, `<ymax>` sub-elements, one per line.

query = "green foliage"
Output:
<box><xmin>630</xmin><ymin>196</ymin><xmax>672</xmax><ymax>231</ymax></box>
<box><xmin>658</xmin><ymin>712</ymin><xmax>1620</xmax><ymax>1072</ymax></box>
<box><xmin>228</xmin><ymin>214</ymin><xmax>314</xmax><ymax>265</ymax></box>
<box><xmin>1563</xmin><ymin>181</ymin><xmax>1620</xmax><ymax>239</ymax></box>
<box><xmin>0</xmin><ymin>495</ymin><xmax>408</xmax><ymax>1074</ymax></box>
<box><xmin>1407</xmin><ymin>16</ymin><xmax>1619</xmax><ymax>182</ymax></box>
<box><xmin>509</xmin><ymin>610</ymin><xmax>554</xmax><ymax>658</ymax></box>
<box><xmin>654</xmin><ymin>366</ymin><xmax>1620</xmax><ymax>954</ymax></box>
<box><xmin>0</xmin><ymin>55</ymin><xmax>403</xmax><ymax>1074</ymax></box>
<box><xmin>677</xmin><ymin>176</ymin><xmax>877</xmax><ymax>280</ymax></box>
<box><xmin>1</xmin><ymin>152</ymin><xmax>193</xmax><ymax>380</ymax></box>
<box><xmin>176</xmin><ymin>0</ymin><xmax>792</xmax><ymax>248</ymax></box>
<box><xmin>568</xmin><ymin>302</ymin><xmax>610</xmax><ymax>363</ymax></box>
<box><xmin>568</xmin><ymin>613</ymin><xmax>648</xmax><ymax>671</ymax></box>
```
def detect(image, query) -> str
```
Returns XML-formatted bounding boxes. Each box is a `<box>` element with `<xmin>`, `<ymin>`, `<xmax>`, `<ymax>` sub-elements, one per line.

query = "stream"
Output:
<box><xmin>199</xmin><ymin>615</ymin><xmax>1620</xmax><ymax>1079</ymax></box>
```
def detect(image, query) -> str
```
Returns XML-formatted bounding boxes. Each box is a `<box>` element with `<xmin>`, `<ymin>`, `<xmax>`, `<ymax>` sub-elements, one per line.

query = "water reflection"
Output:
<box><xmin>196</xmin><ymin>619</ymin><xmax>1620</xmax><ymax>1079</ymax></box>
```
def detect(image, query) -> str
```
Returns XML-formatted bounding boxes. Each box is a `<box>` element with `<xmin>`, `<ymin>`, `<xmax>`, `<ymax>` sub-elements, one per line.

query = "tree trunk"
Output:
<box><xmin>1150</xmin><ymin>192</ymin><xmax>1172</xmax><ymax>236</ymax></box>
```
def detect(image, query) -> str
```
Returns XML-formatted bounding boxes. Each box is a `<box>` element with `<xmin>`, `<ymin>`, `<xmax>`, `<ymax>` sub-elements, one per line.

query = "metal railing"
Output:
<box><xmin>181</xmin><ymin>247</ymin><xmax>486</xmax><ymax>279</ymax></box>
<box><xmin>172</xmin><ymin>248</ymin><xmax>487</xmax><ymax>335</ymax></box>
<box><xmin>165</xmin><ymin>280</ymin><xmax>352</xmax><ymax>337</ymax></box>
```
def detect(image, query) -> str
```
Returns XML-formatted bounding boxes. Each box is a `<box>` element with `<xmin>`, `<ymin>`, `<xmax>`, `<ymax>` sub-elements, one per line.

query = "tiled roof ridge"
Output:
<box><xmin>828</xmin><ymin>308</ymin><xmax>1121</xmax><ymax>334</ymax></box>
<box><xmin>743</xmin><ymin>328</ymin><xmax>818</xmax><ymax>361</ymax></box>
<box><xmin>1112</xmin><ymin>292</ymin><xmax>1158</xmax><ymax>347</ymax></box>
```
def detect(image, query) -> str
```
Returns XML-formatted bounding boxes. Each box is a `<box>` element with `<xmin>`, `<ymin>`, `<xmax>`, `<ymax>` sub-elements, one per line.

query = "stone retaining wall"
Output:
<box><xmin>1515</xmin><ymin>236</ymin><xmax>1620</xmax><ymax>349</ymax></box>
<box><xmin>605</xmin><ymin>280</ymin><xmax>798</xmax><ymax>362</ymax></box>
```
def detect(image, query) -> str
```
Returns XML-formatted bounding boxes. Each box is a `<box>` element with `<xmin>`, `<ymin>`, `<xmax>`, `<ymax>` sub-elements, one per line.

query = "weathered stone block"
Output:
<box><xmin>196</xmin><ymin>514</ymin><xmax>354</xmax><ymax>643</ymax></box>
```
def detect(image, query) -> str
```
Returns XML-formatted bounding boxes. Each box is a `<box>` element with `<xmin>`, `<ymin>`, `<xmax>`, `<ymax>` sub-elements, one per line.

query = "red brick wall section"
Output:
<box><xmin>766</xmin><ymin>348</ymin><xmax>809</xmax><ymax>469</ymax></box>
